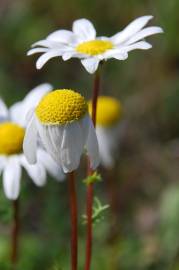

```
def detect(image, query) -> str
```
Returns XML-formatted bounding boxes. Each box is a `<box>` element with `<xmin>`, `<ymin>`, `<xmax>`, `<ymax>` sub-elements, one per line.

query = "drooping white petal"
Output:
<box><xmin>25</xmin><ymin>108</ymin><xmax>35</xmax><ymax>123</ymax></box>
<box><xmin>111</xmin><ymin>15</ymin><xmax>153</xmax><ymax>45</ymax></box>
<box><xmin>0</xmin><ymin>98</ymin><xmax>9</xmax><ymax>121</ymax></box>
<box><xmin>36</xmin><ymin>50</ymin><xmax>63</xmax><ymax>69</ymax></box>
<box><xmin>10</xmin><ymin>83</ymin><xmax>52</xmax><ymax>126</ymax></box>
<box><xmin>96</xmin><ymin>121</ymin><xmax>127</xmax><ymax>169</ymax></box>
<box><xmin>72</xmin><ymin>18</ymin><xmax>96</xmax><ymax>41</ymax></box>
<box><xmin>3</xmin><ymin>157</ymin><xmax>21</xmax><ymax>200</ymax></box>
<box><xmin>60</xmin><ymin>121</ymin><xmax>84</xmax><ymax>173</ymax></box>
<box><xmin>96</xmin><ymin>127</ymin><xmax>114</xmax><ymax>168</ymax></box>
<box><xmin>35</xmin><ymin>118</ymin><xmax>64</xmax><ymax>165</ymax></box>
<box><xmin>47</xmin><ymin>30</ymin><xmax>78</xmax><ymax>44</ymax></box>
<box><xmin>81</xmin><ymin>57</ymin><xmax>100</xmax><ymax>74</ymax></box>
<box><xmin>78</xmin><ymin>114</ymin><xmax>90</xmax><ymax>146</ymax></box>
<box><xmin>27</xmin><ymin>48</ymin><xmax>49</xmax><ymax>56</ymax></box>
<box><xmin>20</xmin><ymin>155</ymin><xmax>47</xmax><ymax>186</ymax></box>
<box><xmin>23</xmin><ymin>115</ymin><xmax>38</xmax><ymax>164</ymax></box>
<box><xmin>37</xmin><ymin>149</ymin><xmax>65</xmax><ymax>181</ymax></box>
<box><xmin>126</xmin><ymin>26</ymin><xmax>163</xmax><ymax>45</ymax></box>
<box><xmin>86</xmin><ymin>119</ymin><xmax>100</xmax><ymax>170</ymax></box>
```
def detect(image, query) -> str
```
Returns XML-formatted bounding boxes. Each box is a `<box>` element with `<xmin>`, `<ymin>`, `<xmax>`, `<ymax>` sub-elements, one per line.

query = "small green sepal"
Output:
<box><xmin>83</xmin><ymin>172</ymin><xmax>102</xmax><ymax>185</ymax></box>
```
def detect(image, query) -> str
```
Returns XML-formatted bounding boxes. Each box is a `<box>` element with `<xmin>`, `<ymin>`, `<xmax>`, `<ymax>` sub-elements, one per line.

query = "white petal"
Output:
<box><xmin>126</xmin><ymin>26</ymin><xmax>163</xmax><ymax>45</ymax></box>
<box><xmin>96</xmin><ymin>127</ymin><xmax>115</xmax><ymax>168</ymax></box>
<box><xmin>96</xmin><ymin>121</ymin><xmax>126</xmax><ymax>168</ymax></box>
<box><xmin>27</xmin><ymin>48</ymin><xmax>49</xmax><ymax>55</ymax></box>
<box><xmin>72</xmin><ymin>18</ymin><xmax>96</xmax><ymax>41</ymax></box>
<box><xmin>23</xmin><ymin>115</ymin><xmax>38</xmax><ymax>164</ymax></box>
<box><xmin>0</xmin><ymin>98</ymin><xmax>9</xmax><ymax>121</ymax></box>
<box><xmin>47</xmin><ymin>30</ymin><xmax>78</xmax><ymax>44</ymax></box>
<box><xmin>104</xmin><ymin>49</ymin><xmax>128</xmax><ymax>60</ymax></box>
<box><xmin>35</xmin><ymin>118</ymin><xmax>64</xmax><ymax>165</ymax></box>
<box><xmin>20</xmin><ymin>155</ymin><xmax>47</xmax><ymax>186</ymax></box>
<box><xmin>62</xmin><ymin>51</ymin><xmax>78</xmax><ymax>61</ymax></box>
<box><xmin>3</xmin><ymin>157</ymin><xmax>21</xmax><ymax>200</ymax></box>
<box><xmin>123</xmin><ymin>41</ymin><xmax>152</xmax><ymax>52</ymax></box>
<box><xmin>36</xmin><ymin>50</ymin><xmax>63</xmax><ymax>69</ymax></box>
<box><xmin>78</xmin><ymin>114</ymin><xmax>90</xmax><ymax>146</ymax></box>
<box><xmin>111</xmin><ymin>15</ymin><xmax>153</xmax><ymax>44</ymax></box>
<box><xmin>31</xmin><ymin>39</ymin><xmax>66</xmax><ymax>49</ymax></box>
<box><xmin>112</xmin><ymin>53</ymin><xmax>128</xmax><ymax>60</ymax></box>
<box><xmin>24</xmin><ymin>83</ymin><xmax>52</xmax><ymax>105</ymax></box>
<box><xmin>86</xmin><ymin>119</ymin><xmax>100</xmax><ymax>170</ymax></box>
<box><xmin>10</xmin><ymin>83</ymin><xmax>52</xmax><ymax>126</ymax></box>
<box><xmin>60</xmin><ymin>122</ymin><xmax>84</xmax><ymax>173</ymax></box>
<box><xmin>81</xmin><ymin>58</ymin><xmax>100</xmax><ymax>74</ymax></box>
<box><xmin>9</xmin><ymin>102</ymin><xmax>23</xmax><ymax>125</ymax></box>
<box><xmin>37</xmin><ymin>149</ymin><xmax>65</xmax><ymax>181</ymax></box>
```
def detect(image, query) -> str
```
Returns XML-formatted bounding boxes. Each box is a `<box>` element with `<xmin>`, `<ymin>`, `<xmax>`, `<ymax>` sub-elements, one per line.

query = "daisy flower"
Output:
<box><xmin>23</xmin><ymin>89</ymin><xmax>100</xmax><ymax>173</ymax></box>
<box><xmin>27</xmin><ymin>16</ymin><xmax>163</xmax><ymax>74</ymax></box>
<box><xmin>0</xmin><ymin>84</ymin><xmax>65</xmax><ymax>200</ymax></box>
<box><xmin>88</xmin><ymin>96</ymin><xmax>123</xmax><ymax>168</ymax></box>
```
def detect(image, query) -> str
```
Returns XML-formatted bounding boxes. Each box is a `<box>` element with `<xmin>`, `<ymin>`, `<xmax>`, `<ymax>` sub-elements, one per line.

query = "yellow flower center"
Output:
<box><xmin>0</xmin><ymin>122</ymin><xmax>25</xmax><ymax>155</ymax></box>
<box><xmin>76</xmin><ymin>40</ymin><xmax>113</xmax><ymax>56</ymax></box>
<box><xmin>88</xmin><ymin>96</ymin><xmax>122</xmax><ymax>127</ymax></box>
<box><xmin>35</xmin><ymin>89</ymin><xmax>88</xmax><ymax>125</ymax></box>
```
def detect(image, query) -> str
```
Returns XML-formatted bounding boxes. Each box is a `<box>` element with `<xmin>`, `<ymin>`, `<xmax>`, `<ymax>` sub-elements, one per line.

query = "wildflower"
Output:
<box><xmin>23</xmin><ymin>89</ymin><xmax>100</xmax><ymax>173</ymax></box>
<box><xmin>88</xmin><ymin>96</ymin><xmax>123</xmax><ymax>168</ymax></box>
<box><xmin>0</xmin><ymin>84</ymin><xmax>64</xmax><ymax>200</ymax></box>
<box><xmin>28</xmin><ymin>16</ymin><xmax>163</xmax><ymax>73</ymax></box>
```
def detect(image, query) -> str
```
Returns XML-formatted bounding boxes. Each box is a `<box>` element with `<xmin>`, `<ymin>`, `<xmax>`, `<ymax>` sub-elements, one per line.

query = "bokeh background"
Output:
<box><xmin>0</xmin><ymin>0</ymin><xmax>179</xmax><ymax>269</ymax></box>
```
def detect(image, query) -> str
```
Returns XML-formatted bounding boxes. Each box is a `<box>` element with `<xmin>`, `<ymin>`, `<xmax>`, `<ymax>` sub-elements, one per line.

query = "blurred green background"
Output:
<box><xmin>1</xmin><ymin>0</ymin><xmax>179</xmax><ymax>269</ymax></box>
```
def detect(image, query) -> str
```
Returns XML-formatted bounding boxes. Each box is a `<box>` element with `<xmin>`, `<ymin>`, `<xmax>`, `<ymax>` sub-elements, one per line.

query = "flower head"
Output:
<box><xmin>23</xmin><ymin>89</ymin><xmax>100</xmax><ymax>173</ymax></box>
<box><xmin>0</xmin><ymin>84</ymin><xmax>65</xmax><ymax>200</ymax></box>
<box><xmin>28</xmin><ymin>16</ymin><xmax>163</xmax><ymax>73</ymax></box>
<box><xmin>88</xmin><ymin>96</ymin><xmax>122</xmax><ymax>127</ymax></box>
<box><xmin>89</xmin><ymin>96</ymin><xmax>124</xmax><ymax>168</ymax></box>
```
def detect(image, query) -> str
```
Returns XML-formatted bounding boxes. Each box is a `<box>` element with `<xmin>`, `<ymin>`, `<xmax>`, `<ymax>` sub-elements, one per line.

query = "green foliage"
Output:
<box><xmin>82</xmin><ymin>197</ymin><xmax>109</xmax><ymax>225</ymax></box>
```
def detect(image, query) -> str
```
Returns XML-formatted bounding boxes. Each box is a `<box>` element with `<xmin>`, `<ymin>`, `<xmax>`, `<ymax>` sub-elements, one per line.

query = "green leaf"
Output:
<box><xmin>82</xmin><ymin>197</ymin><xmax>109</xmax><ymax>225</ymax></box>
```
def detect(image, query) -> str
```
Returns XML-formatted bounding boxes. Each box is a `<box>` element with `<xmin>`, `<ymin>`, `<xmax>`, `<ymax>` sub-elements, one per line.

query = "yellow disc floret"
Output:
<box><xmin>76</xmin><ymin>40</ymin><xmax>113</xmax><ymax>56</ymax></box>
<box><xmin>35</xmin><ymin>89</ymin><xmax>88</xmax><ymax>125</ymax></box>
<box><xmin>0</xmin><ymin>122</ymin><xmax>25</xmax><ymax>155</ymax></box>
<box><xmin>88</xmin><ymin>96</ymin><xmax>122</xmax><ymax>127</ymax></box>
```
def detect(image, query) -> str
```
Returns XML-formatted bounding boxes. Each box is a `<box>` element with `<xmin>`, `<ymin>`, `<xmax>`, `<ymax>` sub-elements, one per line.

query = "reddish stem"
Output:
<box><xmin>85</xmin><ymin>70</ymin><xmax>101</xmax><ymax>270</ymax></box>
<box><xmin>68</xmin><ymin>171</ymin><xmax>78</xmax><ymax>270</ymax></box>
<box><xmin>11</xmin><ymin>199</ymin><xmax>20</xmax><ymax>268</ymax></box>
<box><xmin>91</xmin><ymin>71</ymin><xmax>100</xmax><ymax>127</ymax></box>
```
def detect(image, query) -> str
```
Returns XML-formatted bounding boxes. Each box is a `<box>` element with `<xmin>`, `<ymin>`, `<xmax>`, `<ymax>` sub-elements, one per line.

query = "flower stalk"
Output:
<box><xmin>11</xmin><ymin>199</ymin><xmax>20</xmax><ymax>269</ymax></box>
<box><xmin>85</xmin><ymin>68</ymin><xmax>101</xmax><ymax>270</ymax></box>
<box><xmin>68</xmin><ymin>171</ymin><xmax>78</xmax><ymax>270</ymax></box>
